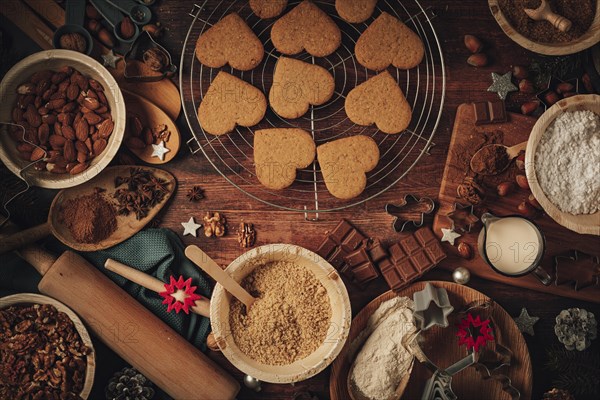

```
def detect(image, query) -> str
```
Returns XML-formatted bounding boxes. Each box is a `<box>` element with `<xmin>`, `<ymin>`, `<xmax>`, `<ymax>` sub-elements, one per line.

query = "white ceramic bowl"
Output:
<box><xmin>0</xmin><ymin>50</ymin><xmax>125</xmax><ymax>189</ymax></box>
<box><xmin>0</xmin><ymin>293</ymin><xmax>95</xmax><ymax>399</ymax></box>
<box><xmin>210</xmin><ymin>244</ymin><xmax>352</xmax><ymax>383</ymax></box>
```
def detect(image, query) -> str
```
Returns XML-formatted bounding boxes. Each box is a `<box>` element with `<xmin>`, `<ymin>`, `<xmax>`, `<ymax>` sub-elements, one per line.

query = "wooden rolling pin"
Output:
<box><xmin>17</xmin><ymin>246</ymin><xmax>239</xmax><ymax>400</ymax></box>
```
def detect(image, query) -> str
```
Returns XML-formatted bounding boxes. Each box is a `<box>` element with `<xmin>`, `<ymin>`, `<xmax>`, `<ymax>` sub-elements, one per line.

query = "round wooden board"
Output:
<box><xmin>330</xmin><ymin>281</ymin><xmax>532</xmax><ymax>400</ymax></box>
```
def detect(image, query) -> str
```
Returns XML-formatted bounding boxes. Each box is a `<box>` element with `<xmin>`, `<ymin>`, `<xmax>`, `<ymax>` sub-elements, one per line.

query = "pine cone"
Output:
<box><xmin>542</xmin><ymin>388</ymin><xmax>574</xmax><ymax>400</ymax></box>
<box><xmin>105</xmin><ymin>367</ymin><xmax>155</xmax><ymax>400</ymax></box>
<box><xmin>554</xmin><ymin>308</ymin><xmax>597</xmax><ymax>351</ymax></box>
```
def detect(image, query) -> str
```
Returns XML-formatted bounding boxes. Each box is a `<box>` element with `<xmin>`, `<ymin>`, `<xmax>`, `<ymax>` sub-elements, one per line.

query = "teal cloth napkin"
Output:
<box><xmin>79</xmin><ymin>228</ymin><xmax>212</xmax><ymax>350</ymax></box>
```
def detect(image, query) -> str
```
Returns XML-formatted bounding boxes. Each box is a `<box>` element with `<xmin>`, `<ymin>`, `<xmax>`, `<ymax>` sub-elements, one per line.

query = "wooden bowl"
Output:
<box><xmin>525</xmin><ymin>94</ymin><xmax>600</xmax><ymax>236</ymax></box>
<box><xmin>0</xmin><ymin>50</ymin><xmax>126</xmax><ymax>189</ymax></box>
<box><xmin>210</xmin><ymin>244</ymin><xmax>351</xmax><ymax>384</ymax></box>
<box><xmin>0</xmin><ymin>293</ymin><xmax>95</xmax><ymax>399</ymax></box>
<box><xmin>489</xmin><ymin>0</ymin><xmax>600</xmax><ymax>56</ymax></box>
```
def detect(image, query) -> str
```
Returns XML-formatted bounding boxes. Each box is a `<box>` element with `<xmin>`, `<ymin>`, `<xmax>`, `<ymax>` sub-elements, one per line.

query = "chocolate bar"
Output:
<box><xmin>344</xmin><ymin>246</ymin><xmax>379</xmax><ymax>284</ymax></box>
<box><xmin>473</xmin><ymin>100</ymin><xmax>507</xmax><ymax>125</ymax></box>
<box><xmin>380</xmin><ymin>227</ymin><xmax>447</xmax><ymax>292</ymax></box>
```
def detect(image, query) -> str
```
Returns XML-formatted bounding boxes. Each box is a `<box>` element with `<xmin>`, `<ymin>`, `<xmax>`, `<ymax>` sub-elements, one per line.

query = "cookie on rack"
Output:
<box><xmin>270</xmin><ymin>56</ymin><xmax>335</xmax><ymax>119</ymax></box>
<box><xmin>271</xmin><ymin>0</ymin><xmax>341</xmax><ymax>57</ymax></box>
<box><xmin>250</xmin><ymin>0</ymin><xmax>287</xmax><ymax>19</ymax></box>
<box><xmin>317</xmin><ymin>135</ymin><xmax>380</xmax><ymax>199</ymax></box>
<box><xmin>195</xmin><ymin>13</ymin><xmax>264</xmax><ymax>71</ymax></box>
<box><xmin>345</xmin><ymin>70</ymin><xmax>412</xmax><ymax>134</ymax></box>
<box><xmin>197</xmin><ymin>71</ymin><xmax>267</xmax><ymax>136</ymax></box>
<box><xmin>335</xmin><ymin>0</ymin><xmax>377</xmax><ymax>23</ymax></box>
<box><xmin>355</xmin><ymin>11</ymin><xmax>424</xmax><ymax>70</ymax></box>
<box><xmin>254</xmin><ymin>128</ymin><xmax>316</xmax><ymax>189</ymax></box>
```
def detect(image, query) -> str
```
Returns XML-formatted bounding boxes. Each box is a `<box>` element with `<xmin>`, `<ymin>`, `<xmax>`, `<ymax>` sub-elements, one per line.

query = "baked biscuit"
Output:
<box><xmin>198</xmin><ymin>71</ymin><xmax>267</xmax><ymax>136</ymax></box>
<box><xmin>254</xmin><ymin>128</ymin><xmax>316</xmax><ymax>189</ymax></box>
<box><xmin>270</xmin><ymin>56</ymin><xmax>335</xmax><ymax>119</ymax></box>
<box><xmin>249</xmin><ymin>0</ymin><xmax>287</xmax><ymax>18</ymax></box>
<box><xmin>195</xmin><ymin>13</ymin><xmax>264</xmax><ymax>71</ymax></box>
<box><xmin>355</xmin><ymin>12</ymin><xmax>424</xmax><ymax>70</ymax></box>
<box><xmin>345</xmin><ymin>71</ymin><xmax>412</xmax><ymax>134</ymax></box>
<box><xmin>335</xmin><ymin>0</ymin><xmax>377</xmax><ymax>23</ymax></box>
<box><xmin>271</xmin><ymin>0</ymin><xmax>341</xmax><ymax>57</ymax></box>
<box><xmin>317</xmin><ymin>135</ymin><xmax>379</xmax><ymax>199</ymax></box>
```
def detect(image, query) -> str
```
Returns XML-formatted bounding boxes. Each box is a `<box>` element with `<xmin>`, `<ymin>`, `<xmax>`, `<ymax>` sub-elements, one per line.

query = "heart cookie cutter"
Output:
<box><xmin>385</xmin><ymin>194</ymin><xmax>435</xmax><ymax>232</ymax></box>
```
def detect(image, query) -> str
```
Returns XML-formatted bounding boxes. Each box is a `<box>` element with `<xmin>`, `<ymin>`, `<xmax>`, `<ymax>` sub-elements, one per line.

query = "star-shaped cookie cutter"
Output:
<box><xmin>554</xmin><ymin>250</ymin><xmax>600</xmax><ymax>291</ymax></box>
<box><xmin>446</xmin><ymin>202</ymin><xmax>479</xmax><ymax>233</ymax></box>
<box><xmin>123</xmin><ymin>31</ymin><xmax>177</xmax><ymax>82</ymax></box>
<box><xmin>413</xmin><ymin>282</ymin><xmax>454</xmax><ymax>330</ymax></box>
<box><xmin>536</xmin><ymin>76</ymin><xmax>579</xmax><ymax>111</ymax></box>
<box><xmin>385</xmin><ymin>194</ymin><xmax>435</xmax><ymax>232</ymax></box>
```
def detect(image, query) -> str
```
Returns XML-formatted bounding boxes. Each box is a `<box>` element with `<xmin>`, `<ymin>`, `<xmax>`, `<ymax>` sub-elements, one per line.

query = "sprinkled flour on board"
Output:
<box><xmin>535</xmin><ymin>110</ymin><xmax>600</xmax><ymax>215</ymax></box>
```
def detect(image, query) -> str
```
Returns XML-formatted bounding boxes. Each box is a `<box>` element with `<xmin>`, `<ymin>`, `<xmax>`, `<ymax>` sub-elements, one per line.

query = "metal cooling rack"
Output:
<box><xmin>179</xmin><ymin>0</ymin><xmax>446</xmax><ymax>217</ymax></box>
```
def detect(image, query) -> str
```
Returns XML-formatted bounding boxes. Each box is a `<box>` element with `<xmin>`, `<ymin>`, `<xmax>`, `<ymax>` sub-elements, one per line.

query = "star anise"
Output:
<box><xmin>186</xmin><ymin>186</ymin><xmax>204</xmax><ymax>202</ymax></box>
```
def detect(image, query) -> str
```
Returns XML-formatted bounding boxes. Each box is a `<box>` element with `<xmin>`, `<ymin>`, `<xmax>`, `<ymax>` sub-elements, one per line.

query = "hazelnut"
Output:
<box><xmin>517</xmin><ymin>201</ymin><xmax>537</xmax><ymax>218</ymax></box>
<box><xmin>582</xmin><ymin>73</ymin><xmax>594</xmax><ymax>93</ymax></box>
<box><xmin>97</xmin><ymin>29</ymin><xmax>115</xmax><ymax>48</ymax></box>
<box><xmin>119</xmin><ymin>17</ymin><xmax>135</xmax><ymax>40</ymax></box>
<box><xmin>512</xmin><ymin>65</ymin><xmax>529</xmax><ymax>80</ymax></box>
<box><xmin>544</xmin><ymin>91</ymin><xmax>560</xmax><ymax>106</ymax></box>
<box><xmin>59</xmin><ymin>32</ymin><xmax>87</xmax><ymax>53</ymax></box>
<box><xmin>521</xmin><ymin>101</ymin><xmax>539</xmax><ymax>115</ymax></box>
<box><xmin>464</xmin><ymin>35</ymin><xmax>484</xmax><ymax>53</ymax></box>
<box><xmin>556</xmin><ymin>82</ymin><xmax>574</xmax><ymax>94</ymax></box>
<box><xmin>143</xmin><ymin>47</ymin><xmax>169</xmax><ymax>72</ymax></box>
<box><xmin>528</xmin><ymin>194</ymin><xmax>543</xmax><ymax>210</ymax></box>
<box><xmin>497</xmin><ymin>181</ymin><xmax>514</xmax><ymax>197</ymax></box>
<box><xmin>519</xmin><ymin>79</ymin><xmax>535</xmax><ymax>94</ymax></box>
<box><xmin>86</xmin><ymin>5</ymin><xmax>101</xmax><ymax>20</ymax></box>
<box><xmin>515</xmin><ymin>174</ymin><xmax>530</xmax><ymax>190</ymax></box>
<box><xmin>457</xmin><ymin>242</ymin><xmax>473</xmax><ymax>259</ymax></box>
<box><xmin>515</xmin><ymin>153</ymin><xmax>526</xmax><ymax>170</ymax></box>
<box><xmin>467</xmin><ymin>53</ymin><xmax>488</xmax><ymax>67</ymax></box>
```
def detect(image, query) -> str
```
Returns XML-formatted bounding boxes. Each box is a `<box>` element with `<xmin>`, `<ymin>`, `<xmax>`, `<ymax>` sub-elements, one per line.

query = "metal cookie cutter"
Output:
<box><xmin>446</xmin><ymin>202</ymin><xmax>479</xmax><ymax>233</ymax></box>
<box><xmin>123</xmin><ymin>31</ymin><xmax>177</xmax><ymax>81</ymax></box>
<box><xmin>413</xmin><ymin>283</ymin><xmax>454</xmax><ymax>331</ymax></box>
<box><xmin>385</xmin><ymin>194</ymin><xmax>435</xmax><ymax>232</ymax></box>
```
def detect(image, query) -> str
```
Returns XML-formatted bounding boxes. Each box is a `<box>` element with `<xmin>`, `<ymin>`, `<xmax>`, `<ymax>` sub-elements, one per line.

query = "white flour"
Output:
<box><xmin>535</xmin><ymin>110</ymin><xmax>600</xmax><ymax>215</ymax></box>
<box><xmin>350</xmin><ymin>297</ymin><xmax>416</xmax><ymax>400</ymax></box>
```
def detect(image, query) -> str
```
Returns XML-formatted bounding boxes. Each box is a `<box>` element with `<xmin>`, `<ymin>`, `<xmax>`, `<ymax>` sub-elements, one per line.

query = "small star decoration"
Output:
<box><xmin>181</xmin><ymin>216</ymin><xmax>202</xmax><ymax>237</ymax></box>
<box><xmin>159</xmin><ymin>276</ymin><xmax>202</xmax><ymax>314</ymax></box>
<box><xmin>457</xmin><ymin>313</ymin><xmax>495</xmax><ymax>352</ymax></box>
<box><xmin>513</xmin><ymin>307</ymin><xmax>539</xmax><ymax>336</ymax></box>
<box><xmin>151</xmin><ymin>140</ymin><xmax>170</xmax><ymax>161</ymax></box>
<box><xmin>441</xmin><ymin>228</ymin><xmax>461</xmax><ymax>246</ymax></box>
<box><xmin>101</xmin><ymin>50</ymin><xmax>121</xmax><ymax>69</ymax></box>
<box><xmin>488</xmin><ymin>72</ymin><xmax>518</xmax><ymax>100</ymax></box>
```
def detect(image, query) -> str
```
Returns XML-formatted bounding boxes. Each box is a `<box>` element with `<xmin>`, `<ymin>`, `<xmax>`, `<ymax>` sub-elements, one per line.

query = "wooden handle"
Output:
<box><xmin>185</xmin><ymin>245</ymin><xmax>255</xmax><ymax>310</ymax></box>
<box><xmin>507</xmin><ymin>141</ymin><xmax>528</xmax><ymax>159</ymax></box>
<box><xmin>0</xmin><ymin>223</ymin><xmax>52</xmax><ymax>255</ymax></box>
<box><xmin>17</xmin><ymin>245</ymin><xmax>57</xmax><ymax>275</ymax></box>
<box><xmin>104</xmin><ymin>259</ymin><xmax>211</xmax><ymax>318</ymax></box>
<box><xmin>0</xmin><ymin>0</ymin><xmax>54</xmax><ymax>49</ymax></box>
<box><xmin>546</xmin><ymin>13</ymin><xmax>572</xmax><ymax>32</ymax></box>
<box><xmin>35</xmin><ymin>250</ymin><xmax>239</xmax><ymax>399</ymax></box>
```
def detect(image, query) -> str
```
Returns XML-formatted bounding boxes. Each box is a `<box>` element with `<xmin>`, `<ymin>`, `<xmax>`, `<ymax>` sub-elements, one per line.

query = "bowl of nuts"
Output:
<box><xmin>0</xmin><ymin>293</ymin><xmax>95</xmax><ymax>399</ymax></box>
<box><xmin>0</xmin><ymin>49</ymin><xmax>126</xmax><ymax>189</ymax></box>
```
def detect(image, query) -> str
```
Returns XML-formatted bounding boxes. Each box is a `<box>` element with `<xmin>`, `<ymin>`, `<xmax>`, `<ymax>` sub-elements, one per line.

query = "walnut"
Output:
<box><xmin>237</xmin><ymin>222</ymin><xmax>256</xmax><ymax>248</ymax></box>
<box><xmin>59</xmin><ymin>32</ymin><xmax>87</xmax><ymax>53</ymax></box>
<box><xmin>142</xmin><ymin>47</ymin><xmax>169</xmax><ymax>71</ymax></box>
<box><xmin>203</xmin><ymin>211</ymin><xmax>226</xmax><ymax>237</ymax></box>
<box><xmin>457</xmin><ymin>176</ymin><xmax>485</xmax><ymax>205</ymax></box>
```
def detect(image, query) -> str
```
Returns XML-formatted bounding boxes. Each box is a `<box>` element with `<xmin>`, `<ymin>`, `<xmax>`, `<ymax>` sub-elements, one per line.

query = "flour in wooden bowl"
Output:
<box><xmin>229</xmin><ymin>261</ymin><xmax>332</xmax><ymax>365</ymax></box>
<box><xmin>535</xmin><ymin>110</ymin><xmax>600</xmax><ymax>215</ymax></box>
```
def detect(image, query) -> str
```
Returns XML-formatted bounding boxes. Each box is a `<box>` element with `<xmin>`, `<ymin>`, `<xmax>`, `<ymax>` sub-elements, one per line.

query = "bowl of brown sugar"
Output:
<box><xmin>210</xmin><ymin>244</ymin><xmax>351</xmax><ymax>383</ymax></box>
<box><xmin>489</xmin><ymin>0</ymin><xmax>600</xmax><ymax>55</ymax></box>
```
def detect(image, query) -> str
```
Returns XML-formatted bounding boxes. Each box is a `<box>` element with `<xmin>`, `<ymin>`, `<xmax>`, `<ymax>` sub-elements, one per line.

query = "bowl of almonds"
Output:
<box><xmin>0</xmin><ymin>49</ymin><xmax>126</xmax><ymax>189</ymax></box>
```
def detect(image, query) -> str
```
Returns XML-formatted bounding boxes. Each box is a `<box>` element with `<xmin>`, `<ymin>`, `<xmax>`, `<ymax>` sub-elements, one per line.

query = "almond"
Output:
<box><xmin>528</xmin><ymin>194</ymin><xmax>543</xmax><ymax>210</ymax></box>
<box><xmin>38</xmin><ymin>123</ymin><xmax>50</xmax><ymax>144</ymax></box>
<box><xmin>49</xmin><ymin>134</ymin><xmax>66</xmax><ymax>149</ymax></box>
<box><xmin>129</xmin><ymin>115</ymin><xmax>143</xmax><ymax>137</ymax></box>
<box><xmin>83</xmin><ymin>112</ymin><xmax>102</xmax><ymax>125</ymax></box>
<box><xmin>517</xmin><ymin>201</ymin><xmax>537</xmax><ymax>219</ymax></box>
<box><xmin>515</xmin><ymin>153</ymin><xmax>525</xmax><ymax>170</ymax></box>
<box><xmin>63</xmin><ymin>140</ymin><xmax>76</xmax><ymax>162</ymax></box>
<box><xmin>497</xmin><ymin>181</ymin><xmax>514</xmax><ymax>197</ymax></box>
<box><xmin>93</xmin><ymin>138</ymin><xmax>107</xmax><ymax>155</ymax></box>
<box><xmin>521</xmin><ymin>101</ymin><xmax>539</xmax><ymax>115</ymax></box>
<box><xmin>75</xmin><ymin>118</ymin><xmax>89</xmax><ymax>141</ymax></box>
<box><xmin>126</xmin><ymin>136</ymin><xmax>146</xmax><ymax>150</ymax></box>
<box><xmin>556</xmin><ymin>82</ymin><xmax>574</xmax><ymax>94</ymax></box>
<box><xmin>515</xmin><ymin>174</ymin><xmax>530</xmax><ymax>190</ymax></box>
<box><xmin>17</xmin><ymin>142</ymin><xmax>35</xmax><ymax>153</ymax></box>
<box><xmin>69</xmin><ymin>162</ymin><xmax>89</xmax><ymax>175</ymax></box>
<box><xmin>85</xmin><ymin>137</ymin><xmax>93</xmax><ymax>152</ymax></box>
<box><xmin>97</xmin><ymin>29</ymin><xmax>115</xmax><ymax>49</ymax></box>
<box><xmin>66</xmin><ymin>83</ymin><xmax>80</xmax><ymax>101</ymax></box>
<box><xmin>25</xmin><ymin>104</ymin><xmax>42</xmax><ymax>127</ymax></box>
<box><xmin>120</xmin><ymin>17</ymin><xmax>135</xmax><ymax>40</ymax></box>
<box><xmin>30</xmin><ymin>147</ymin><xmax>46</xmax><ymax>162</ymax></box>
<box><xmin>42</xmin><ymin>114</ymin><xmax>56</xmax><ymax>125</ymax></box>
<box><xmin>518</xmin><ymin>79</ymin><xmax>535</xmax><ymax>94</ymax></box>
<box><xmin>54</xmin><ymin>122</ymin><xmax>63</xmax><ymax>136</ymax></box>
<box><xmin>544</xmin><ymin>91</ymin><xmax>560</xmax><ymax>106</ymax></box>
<box><xmin>512</xmin><ymin>65</ymin><xmax>529</xmax><ymax>80</ymax></box>
<box><xmin>75</xmin><ymin>140</ymin><xmax>88</xmax><ymax>154</ymax></box>
<box><xmin>97</xmin><ymin>91</ymin><xmax>108</xmax><ymax>105</ymax></box>
<box><xmin>51</xmin><ymin>72</ymin><xmax>67</xmax><ymax>85</ymax></box>
<box><xmin>65</xmin><ymin>162</ymin><xmax>77</xmax><ymax>172</ymax></box>
<box><xmin>143</xmin><ymin>127</ymin><xmax>154</xmax><ymax>145</ymax></box>
<box><xmin>82</xmin><ymin>97</ymin><xmax>100</xmax><ymax>110</ymax></box>
<box><xmin>62</xmin><ymin>125</ymin><xmax>76</xmax><ymax>141</ymax></box>
<box><xmin>62</xmin><ymin>102</ymin><xmax>77</xmax><ymax>113</ymax></box>
<box><xmin>77</xmin><ymin>151</ymin><xmax>87</xmax><ymax>164</ymax></box>
<box><xmin>47</xmin><ymin>163</ymin><xmax>67</xmax><ymax>174</ymax></box>
<box><xmin>17</xmin><ymin>83</ymin><xmax>36</xmax><ymax>95</ymax></box>
<box><xmin>467</xmin><ymin>53</ymin><xmax>488</xmax><ymax>67</ymax></box>
<box><xmin>47</xmin><ymin>98</ymin><xmax>66</xmax><ymax>110</ymax></box>
<box><xmin>97</xmin><ymin>119</ymin><xmax>114</xmax><ymax>138</ymax></box>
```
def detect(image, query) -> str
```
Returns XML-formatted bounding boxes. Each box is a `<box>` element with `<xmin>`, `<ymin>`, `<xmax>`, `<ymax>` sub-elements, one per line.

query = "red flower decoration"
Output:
<box><xmin>456</xmin><ymin>313</ymin><xmax>495</xmax><ymax>352</ymax></box>
<box><xmin>159</xmin><ymin>276</ymin><xmax>202</xmax><ymax>314</ymax></box>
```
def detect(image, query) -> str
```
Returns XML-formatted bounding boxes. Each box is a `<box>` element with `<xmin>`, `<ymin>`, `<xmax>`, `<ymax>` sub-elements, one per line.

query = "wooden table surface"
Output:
<box><xmin>2</xmin><ymin>0</ymin><xmax>599</xmax><ymax>399</ymax></box>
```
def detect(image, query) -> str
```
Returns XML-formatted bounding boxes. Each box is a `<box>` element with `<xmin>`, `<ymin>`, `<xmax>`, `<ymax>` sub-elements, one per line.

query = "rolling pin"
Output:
<box><xmin>17</xmin><ymin>246</ymin><xmax>239</xmax><ymax>400</ymax></box>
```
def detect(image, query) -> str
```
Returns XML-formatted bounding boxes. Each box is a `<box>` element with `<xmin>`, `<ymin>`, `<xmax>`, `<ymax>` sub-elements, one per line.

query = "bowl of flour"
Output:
<box><xmin>525</xmin><ymin>94</ymin><xmax>600</xmax><ymax>235</ymax></box>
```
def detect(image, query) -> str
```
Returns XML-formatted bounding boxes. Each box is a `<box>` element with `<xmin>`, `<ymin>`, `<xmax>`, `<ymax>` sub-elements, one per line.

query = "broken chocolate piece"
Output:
<box><xmin>474</xmin><ymin>100</ymin><xmax>508</xmax><ymax>125</ymax></box>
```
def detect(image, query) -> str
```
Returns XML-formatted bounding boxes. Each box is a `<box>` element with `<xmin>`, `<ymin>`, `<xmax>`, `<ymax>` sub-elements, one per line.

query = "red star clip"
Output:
<box><xmin>159</xmin><ymin>276</ymin><xmax>202</xmax><ymax>314</ymax></box>
<box><xmin>456</xmin><ymin>313</ymin><xmax>495</xmax><ymax>352</ymax></box>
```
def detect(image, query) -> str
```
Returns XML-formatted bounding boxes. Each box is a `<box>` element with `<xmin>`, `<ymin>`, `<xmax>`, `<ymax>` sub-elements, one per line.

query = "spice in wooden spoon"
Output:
<box><xmin>470</xmin><ymin>141</ymin><xmax>527</xmax><ymax>175</ymax></box>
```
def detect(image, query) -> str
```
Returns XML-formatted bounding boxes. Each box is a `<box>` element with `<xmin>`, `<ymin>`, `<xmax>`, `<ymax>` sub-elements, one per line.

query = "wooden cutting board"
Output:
<box><xmin>330</xmin><ymin>281</ymin><xmax>532</xmax><ymax>400</ymax></box>
<box><xmin>433</xmin><ymin>104</ymin><xmax>600</xmax><ymax>303</ymax></box>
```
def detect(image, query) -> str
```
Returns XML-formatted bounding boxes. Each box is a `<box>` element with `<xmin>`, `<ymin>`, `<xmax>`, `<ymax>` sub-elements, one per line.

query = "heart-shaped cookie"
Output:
<box><xmin>195</xmin><ymin>13</ymin><xmax>264</xmax><ymax>71</ymax></box>
<box><xmin>335</xmin><ymin>0</ymin><xmax>377</xmax><ymax>23</ymax></box>
<box><xmin>317</xmin><ymin>135</ymin><xmax>379</xmax><ymax>199</ymax></box>
<box><xmin>254</xmin><ymin>128</ymin><xmax>316</xmax><ymax>189</ymax></box>
<box><xmin>250</xmin><ymin>0</ymin><xmax>287</xmax><ymax>18</ymax></box>
<box><xmin>345</xmin><ymin>71</ymin><xmax>412</xmax><ymax>134</ymax></box>
<box><xmin>271</xmin><ymin>0</ymin><xmax>341</xmax><ymax>57</ymax></box>
<box><xmin>355</xmin><ymin>12</ymin><xmax>425</xmax><ymax>71</ymax></box>
<box><xmin>269</xmin><ymin>56</ymin><xmax>335</xmax><ymax>119</ymax></box>
<box><xmin>198</xmin><ymin>71</ymin><xmax>267</xmax><ymax>136</ymax></box>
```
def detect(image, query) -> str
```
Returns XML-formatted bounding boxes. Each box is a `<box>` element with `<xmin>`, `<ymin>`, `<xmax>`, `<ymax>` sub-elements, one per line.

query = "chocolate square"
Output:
<box><xmin>345</xmin><ymin>247</ymin><xmax>370</xmax><ymax>267</ymax></box>
<box><xmin>380</xmin><ymin>263</ymin><xmax>404</xmax><ymax>290</ymax></box>
<box><xmin>400</xmin><ymin>235</ymin><xmax>420</xmax><ymax>255</ymax></box>
<box><xmin>411</xmin><ymin>249</ymin><xmax>432</xmax><ymax>272</ymax></box>
<box><xmin>414</xmin><ymin>227</ymin><xmax>436</xmax><ymax>246</ymax></box>
<box><xmin>330</xmin><ymin>219</ymin><xmax>354</xmax><ymax>244</ymax></box>
<box><xmin>473</xmin><ymin>102</ymin><xmax>490</xmax><ymax>125</ymax></box>
<box><xmin>342</xmin><ymin>229</ymin><xmax>366</xmax><ymax>251</ymax></box>
<box><xmin>352</xmin><ymin>262</ymin><xmax>379</xmax><ymax>283</ymax></box>
<box><xmin>489</xmin><ymin>100</ymin><xmax>507</xmax><ymax>123</ymax></box>
<box><xmin>317</xmin><ymin>236</ymin><xmax>337</xmax><ymax>259</ymax></box>
<box><xmin>368</xmin><ymin>239</ymin><xmax>388</xmax><ymax>263</ymax></box>
<box><xmin>396</xmin><ymin>258</ymin><xmax>419</xmax><ymax>280</ymax></box>
<box><xmin>327</xmin><ymin>247</ymin><xmax>346</xmax><ymax>269</ymax></box>
<box><xmin>425</xmin><ymin>242</ymin><xmax>447</xmax><ymax>264</ymax></box>
<box><xmin>388</xmin><ymin>243</ymin><xmax>407</xmax><ymax>263</ymax></box>
<box><xmin>378</xmin><ymin>257</ymin><xmax>395</xmax><ymax>273</ymax></box>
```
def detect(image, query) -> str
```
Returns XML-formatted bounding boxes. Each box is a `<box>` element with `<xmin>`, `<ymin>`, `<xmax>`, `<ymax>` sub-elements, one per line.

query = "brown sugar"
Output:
<box><xmin>498</xmin><ymin>0</ymin><xmax>596</xmax><ymax>43</ymax></box>
<box><xmin>60</xmin><ymin>190</ymin><xmax>117</xmax><ymax>243</ymax></box>
<box><xmin>229</xmin><ymin>261</ymin><xmax>332</xmax><ymax>365</ymax></box>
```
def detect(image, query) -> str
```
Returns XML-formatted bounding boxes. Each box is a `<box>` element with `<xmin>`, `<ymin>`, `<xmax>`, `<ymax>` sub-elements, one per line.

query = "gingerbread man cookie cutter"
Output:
<box><xmin>385</xmin><ymin>194</ymin><xmax>435</xmax><ymax>232</ymax></box>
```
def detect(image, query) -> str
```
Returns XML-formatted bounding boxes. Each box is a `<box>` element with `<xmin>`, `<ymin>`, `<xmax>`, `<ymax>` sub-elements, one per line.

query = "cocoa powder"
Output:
<box><xmin>60</xmin><ymin>189</ymin><xmax>117</xmax><ymax>243</ymax></box>
<box><xmin>471</xmin><ymin>145</ymin><xmax>510</xmax><ymax>175</ymax></box>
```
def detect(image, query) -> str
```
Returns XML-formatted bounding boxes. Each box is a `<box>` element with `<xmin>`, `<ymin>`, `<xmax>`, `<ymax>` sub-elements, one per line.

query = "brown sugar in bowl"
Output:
<box><xmin>489</xmin><ymin>0</ymin><xmax>600</xmax><ymax>55</ymax></box>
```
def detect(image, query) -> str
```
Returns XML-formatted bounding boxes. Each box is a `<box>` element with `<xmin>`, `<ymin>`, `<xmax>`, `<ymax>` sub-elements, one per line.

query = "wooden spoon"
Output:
<box><xmin>185</xmin><ymin>245</ymin><xmax>256</xmax><ymax>311</ymax></box>
<box><xmin>524</xmin><ymin>0</ymin><xmax>572</xmax><ymax>32</ymax></box>
<box><xmin>124</xmin><ymin>90</ymin><xmax>181</xmax><ymax>164</ymax></box>
<box><xmin>0</xmin><ymin>166</ymin><xmax>175</xmax><ymax>254</ymax></box>
<box><xmin>470</xmin><ymin>141</ymin><xmax>527</xmax><ymax>175</ymax></box>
